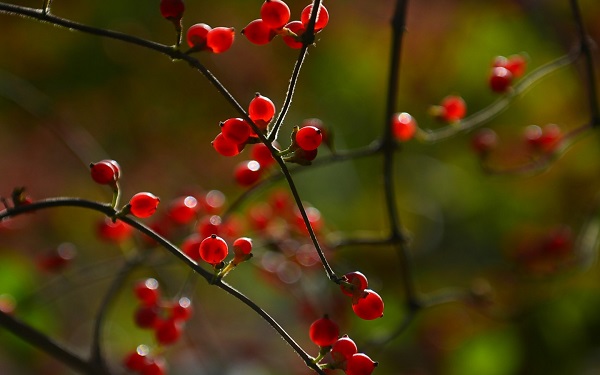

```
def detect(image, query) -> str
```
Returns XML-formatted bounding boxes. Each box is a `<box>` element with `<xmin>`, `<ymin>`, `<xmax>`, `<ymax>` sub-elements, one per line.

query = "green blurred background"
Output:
<box><xmin>1</xmin><ymin>0</ymin><xmax>600</xmax><ymax>374</ymax></box>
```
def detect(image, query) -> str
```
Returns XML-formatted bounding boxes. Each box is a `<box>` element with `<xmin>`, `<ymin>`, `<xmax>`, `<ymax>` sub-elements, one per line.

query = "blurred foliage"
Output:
<box><xmin>1</xmin><ymin>0</ymin><xmax>600</xmax><ymax>374</ymax></box>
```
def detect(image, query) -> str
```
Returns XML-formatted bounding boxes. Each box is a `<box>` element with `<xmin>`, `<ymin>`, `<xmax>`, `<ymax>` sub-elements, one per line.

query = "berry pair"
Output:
<box><xmin>340</xmin><ymin>271</ymin><xmax>384</xmax><ymax>320</ymax></box>
<box><xmin>524</xmin><ymin>123</ymin><xmax>562</xmax><ymax>153</ymax></box>
<box><xmin>186</xmin><ymin>24</ymin><xmax>236</xmax><ymax>53</ymax></box>
<box><xmin>489</xmin><ymin>54</ymin><xmax>527</xmax><ymax>93</ymax></box>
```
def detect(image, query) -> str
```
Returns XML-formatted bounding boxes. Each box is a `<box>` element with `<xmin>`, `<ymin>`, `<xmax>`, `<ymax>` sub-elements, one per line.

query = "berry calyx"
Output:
<box><xmin>134</xmin><ymin>278</ymin><xmax>160</xmax><ymax>306</ymax></box>
<box><xmin>129</xmin><ymin>192</ymin><xmax>160</xmax><ymax>219</ymax></box>
<box><xmin>242</xmin><ymin>19</ymin><xmax>277</xmax><ymax>45</ymax></box>
<box><xmin>199</xmin><ymin>234</ymin><xmax>229</xmax><ymax>266</ymax></box>
<box><xmin>340</xmin><ymin>271</ymin><xmax>369</xmax><ymax>298</ymax></box>
<box><xmin>234</xmin><ymin>160</ymin><xmax>262</xmax><ymax>187</ymax></box>
<box><xmin>352</xmin><ymin>289</ymin><xmax>384</xmax><ymax>320</ymax></box>
<box><xmin>248</xmin><ymin>93</ymin><xmax>276</xmax><ymax>128</ymax></box>
<box><xmin>212</xmin><ymin>132</ymin><xmax>244</xmax><ymax>157</ymax></box>
<box><xmin>346</xmin><ymin>353</ymin><xmax>378</xmax><ymax>375</ymax></box>
<box><xmin>309</xmin><ymin>315</ymin><xmax>340</xmax><ymax>347</ymax></box>
<box><xmin>300</xmin><ymin>4</ymin><xmax>329</xmax><ymax>32</ymax></box>
<box><xmin>391</xmin><ymin>112</ymin><xmax>417</xmax><ymax>142</ymax></box>
<box><xmin>90</xmin><ymin>159</ymin><xmax>120</xmax><ymax>185</ymax></box>
<box><xmin>489</xmin><ymin>66</ymin><xmax>513</xmax><ymax>93</ymax></box>
<box><xmin>295</xmin><ymin>126</ymin><xmax>323</xmax><ymax>151</ymax></box>
<box><xmin>221</xmin><ymin>118</ymin><xmax>252</xmax><ymax>144</ymax></box>
<box><xmin>260</xmin><ymin>0</ymin><xmax>291</xmax><ymax>30</ymax></box>
<box><xmin>206</xmin><ymin>27</ymin><xmax>235</xmax><ymax>53</ymax></box>
<box><xmin>282</xmin><ymin>21</ymin><xmax>305</xmax><ymax>49</ymax></box>
<box><xmin>186</xmin><ymin>23</ymin><xmax>212</xmax><ymax>50</ymax></box>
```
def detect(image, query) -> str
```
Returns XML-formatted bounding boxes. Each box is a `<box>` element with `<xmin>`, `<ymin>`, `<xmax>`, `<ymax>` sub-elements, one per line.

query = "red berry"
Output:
<box><xmin>340</xmin><ymin>271</ymin><xmax>368</xmax><ymax>298</ymax></box>
<box><xmin>282</xmin><ymin>21</ymin><xmax>305</xmax><ymax>49</ymax></box>
<box><xmin>346</xmin><ymin>353</ymin><xmax>377</xmax><ymax>375</ymax></box>
<box><xmin>391</xmin><ymin>112</ymin><xmax>417</xmax><ymax>142</ymax></box>
<box><xmin>181</xmin><ymin>233</ymin><xmax>203</xmax><ymax>261</ymax></box>
<box><xmin>206</xmin><ymin>27</ymin><xmax>235</xmax><ymax>53</ymax></box>
<box><xmin>134</xmin><ymin>278</ymin><xmax>160</xmax><ymax>306</ymax></box>
<box><xmin>505</xmin><ymin>54</ymin><xmax>527</xmax><ymax>78</ymax></box>
<box><xmin>437</xmin><ymin>95</ymin><xmax>466</xmax><ymax>122</ymax></box>
<box><xmin>331</xmin><ymin>336</ymin><xmax>358</xmax><ymax>364</ymax></box>
<box><xmin>37</xmin><ymin>243</ymin><xmax>77</xmax><ymax>273</ymax></box>
<box><xmin>221</xmin><ymin>118</ymin><xmax>252</xmax><ymax>144</ymax></box>
<box><xmin>471</xmin><ymin>128</ymin><xmax>498</xmax><ymax>156</ymax></box>
<box><xmin>199</xmin><ymin>234</ymin><xmax>229</xmax><ymax>265</ymax></box>
<box><xmin>186</xmin><ymin>23</ymin><xmax>212</xmax><ymax>49</ymax></box>
<box><xmin>352</xmin><ymin>289</ymin><xmax>384</xmax><ymax>320</ymax></box>
<box><xmin>261</xmin><ymin>0</ymin><xmax>291</xmax><ymax>30</ymax></box>
<box><xmin>234</xmin><ymin>160</ymin><xmax>262</xmax><ymax>187</ymax></box>
<box><xmin>242</xmin><ymin>19</ymin><xmax>277</xmax><ymax>45</ymax></box>
<box><xmin>295</xmin><ymin>126</ymin><xmax>323</xmax><ymax>151</ymax></box>
<box><xmin>212</xmin><ymin>132</ymin><xmax>244</xmax><ymax>157</ymax></box>
<box><xmin>97</xmin><ymin>217</ymin><xmax>132</xmax><ymax>242</ymax></box>
<box><xmin>123</xmin><ymin>345</ymin><xmax>150</xmax><ymax>371</ymax></box>
<box><xmin>134</xmin><ymin>305</ymin><xmax>160</xmax><ymax>329</ymax></box>
<box><xmin>170</xmin><ymin>297</ymin><xmax>193</xmax><ymax>321</ymax></box>
<box><xmin>292</xmin><ymin>148</ymin><xmax>318</xmax><ymax>163</ymax></box>
<box><xmin>300</xmin><ymin>4</ymin><xmax>329</xmax><ymax>32</ymax></box>
<box><xmin>90</xmin><ymin>159</ymin><xmax>119</xmax><ymax>185</ymax></box>
<box><xmin>167</xmin><ymin>196</ymin><xmax>198</xmax><ymax>225</ymax></box>
<box><xmin>129</xmin><ymin>192</ymin><xmax>160</xmax><ymax>219</ymax></box>
<box><xmin>250</xmin><ymin>142</ymin><xmax>276</xmax><ymax>168</ymax></box>
<box><xmin>197</xmin><ymin>214</ymin><xmax>222</xmax><ymax>238</ymax></box>
<box><xmin>489</xmin><ymin>66</ymin><xmax>513</xmax><ymax>93</ymax></box>
<box><xmin>155</xmin><ymin>318</ymin><xmax>182</xmax><ymax>345</ymax></box>
<box><xmin>248</xmin><ymin>94</ymin><xmax>276</xmax><ymax>127</ymax></box>
<box><xmin>233</xmin><ymin>237</ymin><xmax>253</xmax><ymax>256</ymax></box>
<box><xmin>160</xmin><ymin>0</ymin><xmax>184</xmax><ymax>21</ymax></box>
<box><xmin>141</xmin><ymin>357</ymin><xmax>167</xmax><ymax>375</ymax></box>
<box><xmin>309</xmin><ymin>315</ymin><xmax>339</xmax><ymax>347</ymax></box>
<box><xmin>526</xmin><ymin>124</ymin><xmax>562</xmax><ymax>152</ymax></box>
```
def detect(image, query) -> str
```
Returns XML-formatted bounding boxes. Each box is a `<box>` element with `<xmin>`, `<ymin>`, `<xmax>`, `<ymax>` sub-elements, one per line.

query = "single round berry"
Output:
<box><xmin>242</xmin><ymin>19</ymin><xmax>277</xmax><ymax>45</ymax></box>
<box><xmin>505</xmin><ymin>54</ymin><xmax>527</xmax><ymax>78</ymax></box>
<box><xmin>233</xmin><ymin>237</ymin><xmax>253</xmax><ymax>256</ymax></box>
<box><xmin>141</xmin><ymin>357</ymin><xmax>167</xmax><ymax>375</ymax></box>
<box><xmin>134</xmin><ymin>278</ymin><xmax>160</xmax><ymax>306</ymax></box>
<box><xmin>90</xmin><ymin>160</ymin><xmax>119</xmax><ymax>185</ymax></box>
<box><xmin>300</xmin><ymin>4</ymin><xmax>329</xmax><ymax>32</ymax></box>
<box><xmin>199</xmin><ymin>234</ymin><xmax>229</xmax><ymax>265</ymax></box>
<box><xmin>331</xmin><ymin>336</ymin><xmax>358</xmax><ymax>364</ymax></box>
<box><xmin>212</xmin><ymin>132</ymin><xmax>244</xmax><ymax>157</ymax></box>
<box><xmin>340</xmin><ymin>271</ymin><xmax>369</xmax><ymax>297</ymax></box>
<box><xmin>234</xmin><ymin>160</ymin><xmax>262</xmax><ymax>186</ymax></box>
<box><xmin>391</xmin><ymin>112</ymin><xmax>417</xmax><ymax>142</ymax></box>
<box><xmin>248</xmin><ymin>94</ymin><xmax>276</xmax><ymax>127</ymax></box>
<box><xmin>134</xmin><ymin>305</ymin><xmax>160</xmax><ymax>329</ymax></box>
<box><xmin>181</xmin><ymin>233</ymin><xmax>203</xmax><ymax>261</ymax></box>
<box><xmin>352</xmin><ymin>289</ymin><xmax>384</xmax><ymax>320</ymax></box>
<box><xmin>282</xmin><ymin>21</ymin><xmax>305</xmax><ymax>49</ymax></box>
<box><xmin>251</xmin><ymin>143</ymin><xmax>276</xmax><ymax>168</ymax></box>
<box><xmin>129</xmin><ymin>192</ymin><xmax>160</xmax><ymax>219</ymax></box>
<box><xmin>295</xmin><ymin>126</ymin><xmax>323</xmax><ymax>151</ymax></box>
<box><xmin>206</xmin><ymin>27</ymin><xmax>235</xmax><ymax>53</ymax></box>
<box><xmin>186</xmin><ymin>23</ymin><xmax>212</xmax><ymax>49</ymax></box>
<box><xmin>292</xmin><ymin>148</ymin><xmax>318</xmax><ymax>163</ymax></box>
<box><xmin>170</xmin><ymin>297</ymin><xmax>193</xmax><ymax>321</ymax></box>
<box><xmin>97</xmin><ymin>217</ymin><xmax>132</xmax><ymax>243</ymax></box>
<box><xmin>197</xmin><ymin>214</ymin><xmax>222</xmax><ymax>238</ymax></box>
<box><xmin>167</xmin><ymin>196</ymin><xmax>198</xmax><ymax>225</ymax></box>
<box><xmin>471</xmin><ymin>128</ymin><xmax>498</xmax><ymax>156</ymax></box>
<box><xmin>221</xmin><ymin>118</ymin><xmax>252</xmax><ymax>144</ymax></box>
<box><xmin>260</xmin><ymin>0</ymin><xmax>291</xmax><ymax>30</ymax></box>
<box><xmin>123</xmin><ymin>345</ymin><xmax>150</xmax><ymax>372</ymax></box>
<box><xmin>489</xmin><ymin>66</ymin><xmax>513</xmax><ymax>93</ymax></box>
<box><xmin>160</xmin><ymin>0</ymin><xmax>184</xmax><ymax>21</ymax></box>
<box><xmin>346</xmin><ymin>353</ymin><xmax>378</xmax><ymax>375</ymax></box>
<box><xmin>155</xmin><ymin>318</ymin><xmax>183</xmax><ymax>345</ymax></box>
<box><xmin>438</xmin><ymin>95</ymin><xmax>467</xmax><ymax>122</ymax></box>
<box><xmin>309</xmin><ymin>315</ymin><xmax>339</xmax><ymax>347</ymax></box>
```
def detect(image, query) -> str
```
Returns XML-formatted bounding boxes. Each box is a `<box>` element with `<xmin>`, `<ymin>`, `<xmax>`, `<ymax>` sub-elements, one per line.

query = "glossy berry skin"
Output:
<box><xmin>248</xmin><ymin>94</ymin><xmax>276</xmax><ymax>127</ymax></box>
<box><xmin>206</xmin><ymin>27</ymin><xmax>235</xmax><ymax>53</ymax></box>
<box><xmin>352</xmin><ymin>289</ymin><xmax>384</xmax><ymax>320</ymax></box>
<box><xmin>260</xmin><ymin>0</ymin><xmax>291</xmax><ymax>30</ymax></box>
<box><xmin>489</xmin><ymin>66</ymin><xmax>513</xmax><ymax>93</ymax></box>
<box><xmin>233</xmin><ymin>237</ymin><xmax>253</xmax><ymax>256</ymax></box>
<box><xmin>186</xmin><ymin>23</ymin><xmax>212</xmax><ymax>49</ymax></box>
<box><xmin>438</xmin><ymin>95</ymin><xmax>466</xmax><ymax>122</ymax></box>
<box><xmin>199</xmin><ymin>234</ymin><xmax>229</xmax><ymax>265</ymax></box>
<box><xmin>221</xmin><ymin>118</ymin><xmax>252</xmax><ymax>144</ymax></box>
<box><xmin>212</xmin><ymin>132</ymin><xmax>244</xmax><ymax>157</ymax></box>
<box><xmin>129</xmin><ymin>192</ymin><xmax>160</xmax><ymax>219</ymax></box>
<box><xmin>295</xmin><ymin>126</ymin><xmax>322</xmax><ymax>151</ymax></box>
<box><xmin>97</xmin><ymin>217</ymin><xmax>132</xmax><ymax>243</ymax></box>
<box><xmin>340</xmin><ymin>271</ymin><xmax>368</xmax><ymax>298</ymax></box>
<box><xmin>346</xmin><ymin>353</ymin><xmax>377</xmax><ymax>375</ymax></box>
<box><xmin>234</xmin><ymin>160</ymin><xmax>262</xmax><ymax>186</ymax></box>
<box><xmin>471</xmin><ymin>128</ymin><xmax>498</xmax><ymax>156</ymax></box>
<box><xmin>242</xmin><ymin>19</ymin><xmax>276</xmax><ymax>45</ymax></box>
<box><xmin>282</xmin><ymin>21</ymin><xmax>305</xmax><ymax>49</ymax></box>
<box><xmin>391</xmin><ymin>112</ymin><xmax>417</xmax><ymax>142</ymax></box>
<box><xmin>300</xmin><ymin>4</ymin><xmax>329</xmax><ymax>32</ymax></box>
<box><xmin>134</xmin><ymin>278</ymin><xmax>160</xmax><ymax>306</ymax></box>
<box><xmin>309</xmin><ymin>316</ymin><xmax>339</xmax><ymax>347</ymax></box>
<box><xmin>155</xmin><ymin>318</ymin><xmax>183</xmax><ymax>345</ymax></box>
<box><xmin>90</xmin><ymin>159</ymin><xmax>119</xmax><ymax>185</ymax></box>
<box><xmin>167</xmin><ymin>196</ymin><xmax>198</xmax><ymax>225</ymax></box>
<box><xmin>331</xmin><ymin>336</ymin><xmax>358</xmax><ymax>364</ymax></box>
<box><xmin>160</xmin><ymin>0</ymin><xmax>184</xmax><ymax>21</ymax></box>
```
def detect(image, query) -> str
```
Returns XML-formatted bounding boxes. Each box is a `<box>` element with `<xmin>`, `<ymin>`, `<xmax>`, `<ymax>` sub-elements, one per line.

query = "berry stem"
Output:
<box><xmin>110</xmin><ymin>182</ymin><xmax>121</xmax><ymax>210</ymax></box>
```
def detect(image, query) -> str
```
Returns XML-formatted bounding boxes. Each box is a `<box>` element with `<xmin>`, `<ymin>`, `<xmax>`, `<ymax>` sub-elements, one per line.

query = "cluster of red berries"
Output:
<box><xmin>242</xmin><ymin>1</ymin><xmax>329</xmax><ymax>49</ymax></box>
<box><xmin>124</xmin><ymin>278</ymin><xmax>194</xmax><ymax>374</ymax></box>
<box><xmin>308</xmin><ymin>316</ymin><xmax>378</xmax><ymax>375</ymax></box>
<box><xmin>339</xmin><ymin>271</ymin><xmax>384</xmax><ymax>320</ymax></box>
<box><xmin>489</xmin><ymin>54</ymin><xmax>528</xmax><ymax>93</ymax></box>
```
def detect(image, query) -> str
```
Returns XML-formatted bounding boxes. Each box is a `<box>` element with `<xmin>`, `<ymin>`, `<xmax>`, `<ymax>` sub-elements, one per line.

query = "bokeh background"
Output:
<box><xmin>1</xmin><ymin>0</ymin><xmax>600</xmax><ymax>374</ymax></box>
